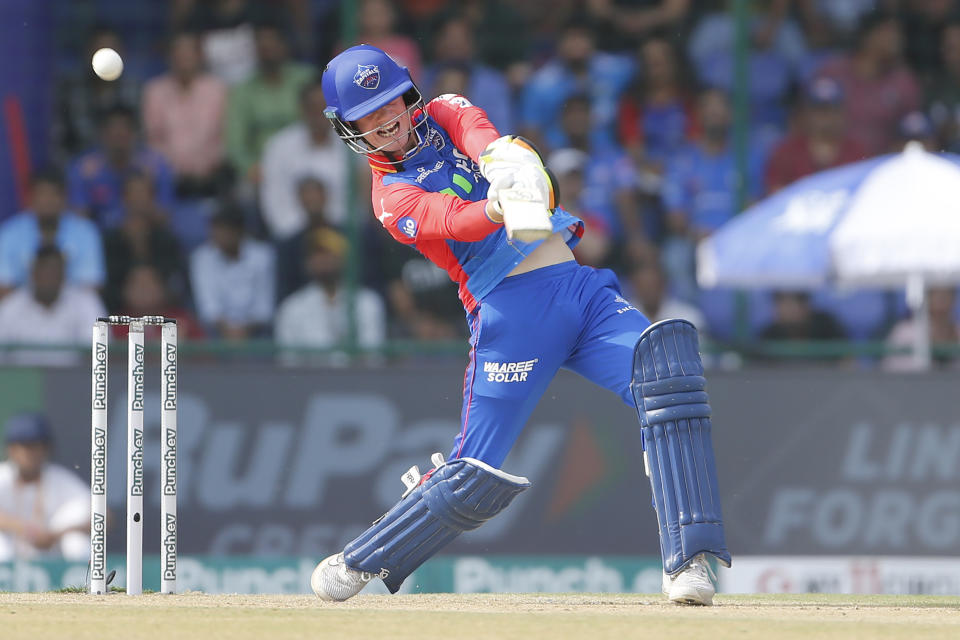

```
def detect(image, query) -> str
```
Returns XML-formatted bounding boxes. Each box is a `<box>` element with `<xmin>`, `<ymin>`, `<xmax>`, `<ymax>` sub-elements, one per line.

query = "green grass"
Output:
<box><xmin>0</xmin><ymin>593</ymin><xmax>957</xmax><ymax>640</ymax></box>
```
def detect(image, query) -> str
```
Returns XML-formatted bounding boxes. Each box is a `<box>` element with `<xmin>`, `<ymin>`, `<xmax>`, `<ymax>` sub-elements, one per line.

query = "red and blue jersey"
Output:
<box><xmin>369</xmin><ymin>95</ymin><xmax>584</xmax><ymax>312</ymax></box>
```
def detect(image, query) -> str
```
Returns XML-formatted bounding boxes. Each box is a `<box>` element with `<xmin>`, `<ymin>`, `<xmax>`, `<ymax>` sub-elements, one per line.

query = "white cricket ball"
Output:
<box><xmin>92</xmin><ymin>47</ymin><xmax>124</xmax><ymax>81</ymax></box>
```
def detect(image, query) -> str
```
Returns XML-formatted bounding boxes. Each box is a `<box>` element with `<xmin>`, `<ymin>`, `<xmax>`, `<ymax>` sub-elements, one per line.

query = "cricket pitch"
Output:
<box><xmin>2</xmin><ymin>592</ymin><xmax>958</xmax><ymax>639</ymax></box>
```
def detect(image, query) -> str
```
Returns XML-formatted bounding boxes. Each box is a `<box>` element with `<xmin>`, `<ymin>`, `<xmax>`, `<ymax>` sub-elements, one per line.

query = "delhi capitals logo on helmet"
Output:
<box><xmin>354</xmin><ymin>64</ymin><xmax>380</xmax><ymax>90</ymax></box>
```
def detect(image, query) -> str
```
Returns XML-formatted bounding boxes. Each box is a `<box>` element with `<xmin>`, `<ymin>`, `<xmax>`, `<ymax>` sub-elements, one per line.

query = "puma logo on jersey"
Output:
<box><xmin>378</xmin><ymin>198</ymin><xmax>394</xmax><ymax>223</ymax></box>
<box><xmin>484</xmin><ymin>359</ymin><xmax>537</xmax><ymax>382</ymax></box>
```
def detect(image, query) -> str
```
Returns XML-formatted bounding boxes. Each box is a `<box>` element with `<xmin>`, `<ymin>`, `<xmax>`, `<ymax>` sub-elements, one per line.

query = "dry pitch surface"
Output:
<box><xmin>2</xmin><ymin>592</ymin><xmax>958</xmax><ymax>639</ymax></box>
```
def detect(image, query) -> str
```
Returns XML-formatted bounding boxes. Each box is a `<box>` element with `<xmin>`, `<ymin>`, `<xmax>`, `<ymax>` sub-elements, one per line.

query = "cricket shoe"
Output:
<box><xmin>661</xmin><ymin>554</ymin><xmax>716</xmax><ymax>606</ymax></box>
<box><xmin>311</xmin><ymin>553</ymin><xmax>376</xmax><ymax>602</ymax></box>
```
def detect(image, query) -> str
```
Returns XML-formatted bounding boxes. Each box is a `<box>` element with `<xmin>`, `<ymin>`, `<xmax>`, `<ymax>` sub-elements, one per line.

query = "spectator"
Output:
<box><xmin>422</xmin><ymin>15</ymin><xmax>514</xmax><ymax>132</ymax></box>
<box><xmin>275</xmin><ymin>178</ymin><xmax>336</xmax><ymax>302</ymax></box>
<box><xmin>0</xmin><ymin>414</ymin><xmax>90</xmax><ymax>562</ymax></box>
<box><xmin>260</xmin><ymin>81</ymin><xmax>348</xmax><ymax>239</ymax></box>
<box><xmin>618</xmin><ymin>36</ymin><xmax>696</xmax><ymax>171</ymax></box>
<box><xmin>520</xmin><ymin>22</ymin><xmax>634</xmax><ymax>150</ymax></box>
<box><xmin>625</xmin><ymin>256</ymin><xmax>706</xmax><ymax>331</ymax></box>
<box><xmin>884</xmin><ymin>286</ymin><xmax>960</xmax><ymax>372</ymax></box>
<box><xmin>585</xmin><ymin>0</ymin><xmax>692</xmax><ymax>52</ymax></box>
<box><xmin>766</xmin><ymin>77</ymin><xmax>867</xmax><ymax>194</ymax></box>
<box><xmin>794</xmin><ymin>0</ymin><xmax>879</xmax><ymax>49</ymax></box>
<box><xmin>103</xmin><ymin>174</ymin><xmax>187</xmax><ymax>312</ymax></box>
<box><xmin>760</xmin><ymin>290</ymin><xmax>847</xmax><ymax>341</ymax></box>
<box><xmin>455</xmin><ymin>0</ymin><xmax>531</xmax><ymax>73</ymax></box>
<box><xmin>52</xmin><ymin>26</ymin><xmax>140</xmax><ymax>162</ymax></box>
<box><xmin>67</xmin><ymin>105</ymin><xmax>176</xmax><ymax>225</ymax></box>
<box><xmin>617</xmin><ymin>35</ymin><xmax>695</xmax><ymax>239</ymax></box>
<box><xmin>117</xmin><ymin>264</ymin><xmax>205</xmax><ymax>340</ymax></box>
<box><xmin>928</xmin><ymin>21</ymin><xmax>960</xmax><ymax>151</ymax></box>
<box><xmin>0</xmin><ymin>171</ymin><xmax>105</xmax><ymax>297</ymax></box>
<box><xmin>0</xmin><ymin>247</ymin><xmax>106</xmax><ymax>366</ymax></box>
<box><xmin>143</xmin><ymin>31</ymin><xmax>230</xmax><ymax>198</ymax></box>
<box><xmin>356</xmin><ymin>0</ymin><xmax>423</xmax><ymax>83</ymax></box>
<box><xmin>688</xmin><ymin>0</ymin><xmax>806</xmax><ymax>140</ymax></box>
<box><xmin>816</xmin><ymin>12</ymin><xmax>921</xmax><ymax>156</ymax></box>
<box><xmin>383</xmin><ymin>243</ymin><xmax>465</xmax><ymax>341</ymax></box>
<box><xmin>554</xmin><ymin>94</ymin><xmax>639</xmax><ymax>246</ymax></box>
<box><xmin>546</xmin><ymin>149</ymin><xmax>612</xmax><ymax>268</ymax></box>
<box><xmin>275</xmin><ymin>228</ymin><xmax>386</xmax><ymax>350</ymax></box>
<box><xmin>226</xmin><ymin>21</ymin><xmax>315</xmax><ymax>187</ymax></box>
<box><xmin>661</xmin><ymin>88</ymin><xmax>764</xmax><ymax>302</ymax></box>
<box><xmin>901</xmin><ymin>0</ymin><xmax>958</xmax><ymax>81</ymax></box>
<box><xmin>181</xmin><ymin>0</ymin><xmax>269</xmax><ymax>84</ymax></box>
<box><xmin>190</xmin><ymin>206</ymin><xmax>275</xmax><ymax>340</ymax></box>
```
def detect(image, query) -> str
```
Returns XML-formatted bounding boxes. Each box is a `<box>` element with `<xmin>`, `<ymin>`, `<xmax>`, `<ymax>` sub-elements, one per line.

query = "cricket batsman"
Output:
<box><xmin>311</xmin><ymin>44</ymin><xmax>731</xmax><ymax>605</ymax></box>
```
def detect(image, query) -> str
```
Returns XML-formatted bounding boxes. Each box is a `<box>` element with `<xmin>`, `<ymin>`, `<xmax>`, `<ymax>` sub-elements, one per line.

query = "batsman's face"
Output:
<box><xmin>354</xmin><ymin>97</ymin><xmax>415</xmax><ymax>154</ymax></box>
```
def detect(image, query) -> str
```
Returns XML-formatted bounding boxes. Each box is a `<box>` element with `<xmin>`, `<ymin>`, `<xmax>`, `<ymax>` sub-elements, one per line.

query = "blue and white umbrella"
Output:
<box><xmin>697</xmin><ymin>143</ymin><xmax>960</xmax><ymax>365</ymax></box>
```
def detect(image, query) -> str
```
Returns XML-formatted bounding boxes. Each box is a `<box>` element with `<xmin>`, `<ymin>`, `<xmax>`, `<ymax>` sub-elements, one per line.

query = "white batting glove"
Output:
<box><xmin>489</xmin><ymin>164</ymin><xmax>555</xmax><ymax>243</ymax></box>
<box><xmin>479</xmin><ymin>135</ymin><xmax>544</xmax><ymax>185</ymax></box>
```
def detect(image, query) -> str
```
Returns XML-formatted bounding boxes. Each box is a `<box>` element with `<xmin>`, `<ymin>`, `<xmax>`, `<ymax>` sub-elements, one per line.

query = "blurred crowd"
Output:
<box><xmin>2</xmin><ymin>0</ymin><xmax>960</xmax><ymax>368</ymax></box>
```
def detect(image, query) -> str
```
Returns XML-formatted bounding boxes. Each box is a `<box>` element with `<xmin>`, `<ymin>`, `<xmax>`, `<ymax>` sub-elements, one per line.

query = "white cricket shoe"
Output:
<box><xmin>661</xmin><ymin>554</ymin><xmax>716</xmax><ymax>606</ymax></box>
<box><xmin>311</xmin><ymin>553</ymin><xmax>375</xmax><ymax>602</ymax></box>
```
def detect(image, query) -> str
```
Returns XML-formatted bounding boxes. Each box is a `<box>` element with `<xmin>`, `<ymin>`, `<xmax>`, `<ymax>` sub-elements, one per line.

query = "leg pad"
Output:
<box><xmin>344</xmin><ymin>458</ymin><xmax>529</xmax><ymax>592</ymax></box>
<box><xmin>631</xmin><ymin>319</ymin><xmax>731</xmax><ymax>574</ymax></box>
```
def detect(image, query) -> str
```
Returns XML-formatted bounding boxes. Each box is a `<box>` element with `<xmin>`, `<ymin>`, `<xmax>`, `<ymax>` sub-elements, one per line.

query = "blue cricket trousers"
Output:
<box><xmin>450</xmin><ymin>261</ymin><xmax>651</xmax><ymax>466</ymax></box>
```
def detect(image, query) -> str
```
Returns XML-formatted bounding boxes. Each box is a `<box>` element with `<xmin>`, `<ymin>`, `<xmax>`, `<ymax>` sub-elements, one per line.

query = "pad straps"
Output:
<box><xmin>631</xmin><ymin>319</ymin><xmax>731</xmax><ymax>574</ymax></box>
<box><xmin>344</xmin><ymin>457</ymin><xmax>529</xmax><ymax>592</ymax></box>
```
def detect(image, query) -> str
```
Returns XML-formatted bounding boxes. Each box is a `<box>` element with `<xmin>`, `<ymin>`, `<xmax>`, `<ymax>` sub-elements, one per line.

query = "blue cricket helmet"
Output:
<box><xmin>322</xmin><ymin>44</ymin><xmax>427</xmax><ymax>159</ymax></box>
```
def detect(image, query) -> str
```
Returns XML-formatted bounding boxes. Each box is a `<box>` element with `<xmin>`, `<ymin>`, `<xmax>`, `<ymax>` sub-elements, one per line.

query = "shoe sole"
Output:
<box><xmin>669</xmin><ymin>590</ymin><xmax>714</xmax><ymax>606</ymax></box>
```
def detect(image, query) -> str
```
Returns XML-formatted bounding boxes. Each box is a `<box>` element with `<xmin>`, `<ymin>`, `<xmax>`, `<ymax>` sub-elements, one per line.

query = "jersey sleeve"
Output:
<box><xmin>426</xmin><ymin>95</ymin><xmax>501</xmax><ymax>164</ymax></box>
<box><xmin>375</xmin><ymin>179</ymin><xmax>501</xmax><ymax>245</ymax></box>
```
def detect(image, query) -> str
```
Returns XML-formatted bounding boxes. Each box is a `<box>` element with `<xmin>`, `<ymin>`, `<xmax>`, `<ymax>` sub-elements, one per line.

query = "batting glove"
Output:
<box><xmin>479</xmin><ymin>135</ymin><xmax>544</xmax><ymax>185</ymax></box>
<box><xmin>488</xmin><ymin>164</ymin><xmax>556</xmax><ymax>243</ymax></box>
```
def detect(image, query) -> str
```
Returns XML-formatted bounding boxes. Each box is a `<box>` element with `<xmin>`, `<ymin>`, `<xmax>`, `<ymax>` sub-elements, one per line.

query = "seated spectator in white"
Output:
<box><xmin>190</xmin><ymin>206</ymin><xmax>275</xmax><ymax>339</ymax></box>
<box><xmin>0</xmin><ymin>170</ymin><xmax>104</xmax><ymax>299</ymax></box>
<box><xmin>625</xmin><ymin>257</ymin><xmax>706</xmax><ymax>332</ymax></box>
<box><xmin>143</xmin><ymin>30</ymin><xmax>229</xmax><ymax>198</ymax></box>
<box><xmin>0</xmin><ymin>414</ymin><xmax>90</xmax><ymax>562</ymax></box>
<box><xmin>179</xmin><ymin>0</ymin><xmax>276</xmax><ymax>84</ymax></box>
<box><xmin>884</xmin><ymin>286</ymin><xmax>960</xmax><ymax>372</ymax></box>
<box><xmin>275</xmin><ymin>228</ymin><xmax>385</xmax><ymax>351</ymax></box>
<box><xmin>0</xmin><ymin>246</ymin><xmax>106</xmax><ymax>366</ymax></box>
<box><xmin>260</xmin><ymin>81</ymin><xmax>348</xmax><ymax>238</ymax></box>
<box><xmin>67</xmin><ymin>105</ymin><xmax>176</xmax><ymax>226</ymax></box>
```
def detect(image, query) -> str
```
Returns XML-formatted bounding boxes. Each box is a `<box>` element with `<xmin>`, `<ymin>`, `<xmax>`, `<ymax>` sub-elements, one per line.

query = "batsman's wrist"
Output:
<box><xmin>485</xmin><ymin>200</ymin><xmax>504</xmax><ymax>223</ymax></box>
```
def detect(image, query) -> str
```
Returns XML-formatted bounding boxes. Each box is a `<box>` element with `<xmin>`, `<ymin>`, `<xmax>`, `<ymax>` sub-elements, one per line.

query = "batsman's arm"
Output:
<box><xmin>425</xmin><ymin>95</ymin><xmax>501</xmax><ymax>164</ymax></box>
<box><xmin>375</xmin><ymin>181</ymin><xmax>503</xmax><ymax>245</ymax></box>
